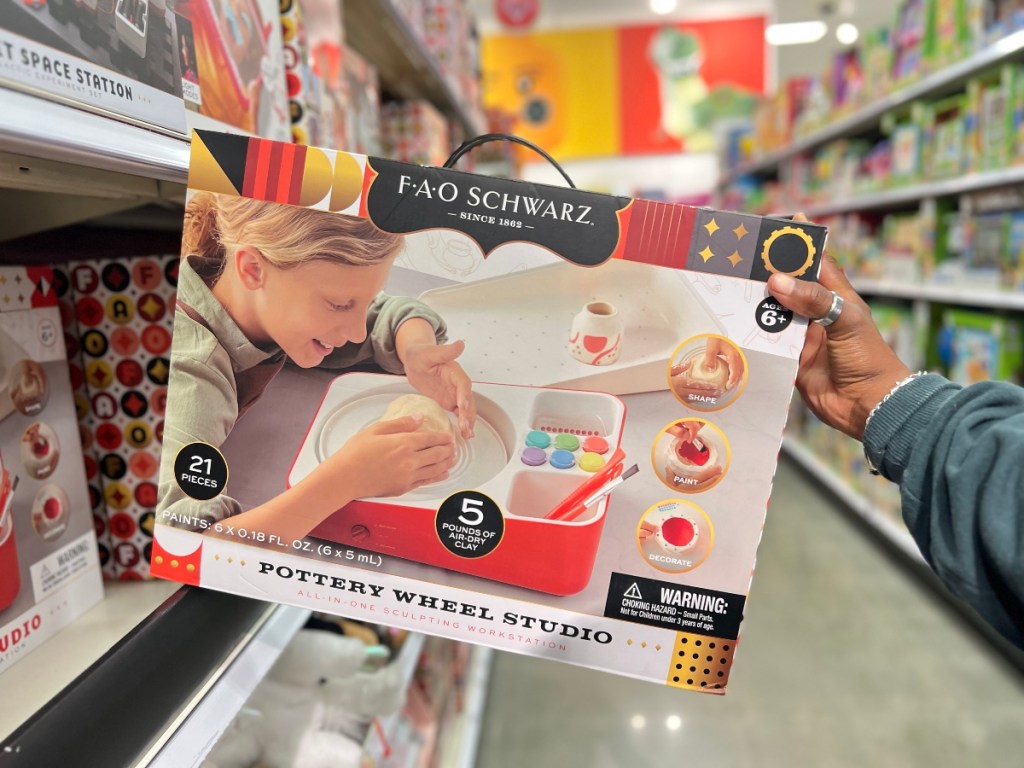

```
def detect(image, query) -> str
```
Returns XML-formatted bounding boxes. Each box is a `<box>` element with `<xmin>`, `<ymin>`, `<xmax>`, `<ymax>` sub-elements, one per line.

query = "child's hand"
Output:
<box><xmin>328</xmin><ymin>414</ymin><xmax>456</xmax><ymax>498</ymax></box>
<box><xmin>403</xmin><ymin>340</ymin><xmax>477</xmax><ymax>439</ymax></box>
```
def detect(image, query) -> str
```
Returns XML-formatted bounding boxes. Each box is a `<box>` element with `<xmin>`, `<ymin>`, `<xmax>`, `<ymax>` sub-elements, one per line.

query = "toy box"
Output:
<box><xmin>280</xmin><ymin>0</ymin><xmax>323</xmax><ymax>147</ymax></box>
<box><xmin>175</xmin><ymin>0</ymin><xmax>290</xmax><ymax>141</ymax></box>
<box><xmin>0</xmin><ymin>1</ymin><xmax>186</xmax><ymax>134</ymax></box>
<box><xmin>61</xmin><ymin>255</ymin><xmax>179</xmax><ymax>580</ymax></box>
<box><xmin>152</xmin><ymin>129</ymin><xmax>827</xmax><ymax>693</ymax></box>
<box><xmin>940</xmin><ymin>307</ymin><xmax>1023</xmax><ymax>383</ymax></box>
<box><xmin>0</xmin><ymin>266</ymin><xmax>104</xmax><ymax>676</ymax></box>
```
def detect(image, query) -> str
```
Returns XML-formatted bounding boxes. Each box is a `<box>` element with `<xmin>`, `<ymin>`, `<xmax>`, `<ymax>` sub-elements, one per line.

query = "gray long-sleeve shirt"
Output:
<box><xmin>156</xmin><ymin>255</ymin><xmax>446</xmax><ymax>530</ymax></box>
<box><xmin>863</xmin><ymin>373</ymin><xmax>1024</xmax><ymax>647</ymax></box>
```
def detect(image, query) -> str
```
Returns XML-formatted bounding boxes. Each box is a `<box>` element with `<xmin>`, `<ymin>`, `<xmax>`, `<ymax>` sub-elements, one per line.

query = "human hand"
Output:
<box><xmin>670</xmin><ymin>337</ymin><xmax>743</xmax><ymax>394</ymax></box>
<box><xmin>639</xmin><ymin>520</ymin><xmax>660</xmax><ymax>541</ymax></box>
<box><xmin>766</xmin><ymin>218</ymin><xmax>911</xmax><ymax>441</ymax></box>
<box><xmin>402</xmin><ymin>340</ymin><xmax>477</xmax><ymax>439</ymax></box>
<box><xmin>667</xmin><ymin>420</ymin><xmax>702</xmax><ymax>443</ymax></box>
<box><xmin>327</xmin><ymin>414</ymin><xmax>456</xmax><ymax>498</ymax></box>
<box><xmin>706</xmin><ymin>337</ymin><xmax>744</xmax><ymax>390</ymax></box>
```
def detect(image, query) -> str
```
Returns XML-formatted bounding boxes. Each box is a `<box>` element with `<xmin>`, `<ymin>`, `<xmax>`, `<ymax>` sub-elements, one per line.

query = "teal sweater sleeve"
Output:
<box><xmin>863</xmin><ymin>373</ymin><xmax>1024</xmax><ymax>647</ymax></box>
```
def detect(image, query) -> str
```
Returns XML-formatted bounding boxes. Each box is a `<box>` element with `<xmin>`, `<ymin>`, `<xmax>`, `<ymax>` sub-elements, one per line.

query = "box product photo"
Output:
<box><xmin>152</xmin><ymin>129</ymin><xmax>827</xmax><ymax>693</ymax></box>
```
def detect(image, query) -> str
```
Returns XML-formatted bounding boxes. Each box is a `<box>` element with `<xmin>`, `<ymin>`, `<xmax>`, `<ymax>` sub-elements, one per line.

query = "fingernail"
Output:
<box><xmin>771</xmin><ymin>274</ymin><xmax>795</xmax><ymax>294</ymax></box>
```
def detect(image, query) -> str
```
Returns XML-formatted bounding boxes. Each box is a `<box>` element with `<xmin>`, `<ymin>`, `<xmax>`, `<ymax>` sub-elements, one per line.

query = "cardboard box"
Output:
<box><xmin>152</xmin><ymin>130</ymin><xmax>827</xmax><ymax>693</ymax></box>
<box><xmin>0</xmin><ymin>266</ymin><xmax>104</xmax><ymax>675</ymax></box>
<box><xmin>61</xmin><ymin>256</ymin><xmax>179</xmax><ymax>580</ymax></box>
<box><xmin>175</xmin><ymin>0</ymin><xmax>290</xmax><ymax>141</ymax></box>
<box><xmin>0</xmin><ymin>0</ymin><xmax>187</xmax><ymax>134</ymax></box>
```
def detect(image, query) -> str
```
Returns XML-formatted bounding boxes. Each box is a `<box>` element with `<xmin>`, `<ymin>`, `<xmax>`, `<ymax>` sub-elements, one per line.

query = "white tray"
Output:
<box><xmin>288</xmin><ymin>374</ymin><xmax>626</xmax><ymax>521</ymax></box>
<box><xmin>418</xmin><ymin>259</ymin><xmax>725</xmax><ymax>395</ymax></box>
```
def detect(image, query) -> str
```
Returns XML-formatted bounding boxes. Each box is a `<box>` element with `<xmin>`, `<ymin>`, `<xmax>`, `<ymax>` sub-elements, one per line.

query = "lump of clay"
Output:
<box><xmin>380</xmin><ymin>394</ymin><xmax>453</xmax><ymax>436</ymax></box>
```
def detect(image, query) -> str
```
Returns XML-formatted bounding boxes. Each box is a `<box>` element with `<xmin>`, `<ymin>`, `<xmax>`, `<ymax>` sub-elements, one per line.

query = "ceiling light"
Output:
<box><xmin>666</xmin><ymin>714</ymin><xmax>683</xmax><ymax>731</ymax></box>
<box><xmin>836</xmin><ymin>22</ymin><xmax>859</xmax><ymax>45</ymax></box>
<box><xmin>765</xmin><ymin>21</ymin><xmax>828</xmax><ymax>46</ymax></box>
<box><xmin>650</xmin><ymin>0</ymin><xmax>678</xmax><ymax>14</ymax></box>
<box><xmin>630</xmin><ymin>714</ymin><xmax>646</xmax><ymax>730</ymax></box>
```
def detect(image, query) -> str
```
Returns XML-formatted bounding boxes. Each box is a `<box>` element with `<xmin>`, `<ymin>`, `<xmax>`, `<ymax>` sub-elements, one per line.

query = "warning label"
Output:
<box><xmin>603</xmin><ymin>573</ymin><xmax>745</xmax><ymax>639</ymax></box>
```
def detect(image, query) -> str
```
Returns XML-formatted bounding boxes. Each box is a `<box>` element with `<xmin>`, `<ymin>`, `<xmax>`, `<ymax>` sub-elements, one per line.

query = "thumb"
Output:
<box><xmin>766</xmin><ymin>273</ymin><xmax>837</xmax><ymax>322</ymax></box>
<box><xmin>373</xmin><ymin>413</ymin><xmax>423</xmax><ymax>434</ymax></box>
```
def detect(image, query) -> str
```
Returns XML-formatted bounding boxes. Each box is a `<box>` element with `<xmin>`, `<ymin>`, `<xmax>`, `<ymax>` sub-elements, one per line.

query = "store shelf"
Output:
<box><xmin>145</xmin><ymin>605</ymin><xmax>311</xmax><ymax>767</ymax></box>
<box><xmin>0</xmin><ymin>580</ymin><xmax>179</xmax><ymax>741</ymax></box>
<box><xmin>0</xmin><ymin>587</ymin><xmax>275</xmax><ymax>768</ymax></box>
<box><xmin>853</xmin><ymin>279</ymin><xmax>1024</xmax><ymax>310</ymax></box>
<box><xmin>362</xmin><ymin>631</ymin><xmax>427</xmax><ymax>764</ymax></box>
<box><xmin>436</xmin><ymin>648</ymin><xmax>493</xmax><ymax>768</ymax></box>
<box><xmin>782</xmin><ymin>436</ymin><xmax>923</xmax><ymax>564</ymax></box>
<box><xmin>0</xmin><ymin>87</ymin><xmax>190</xmax><ymax>186</ymax></box>
<box><xmin>723</xmin><ymin>29</ymin><xmax>1024</xmax><ymax>184</ymax></box>
<box><xmin>801</xmin><ymin>164</ymin><xmax>1024</xmax><ymax>218</ymax></box>
<box><xmin>345</xmin><ymin>0</ymin><xmax>484</xmax><ymax>138</ymax></box>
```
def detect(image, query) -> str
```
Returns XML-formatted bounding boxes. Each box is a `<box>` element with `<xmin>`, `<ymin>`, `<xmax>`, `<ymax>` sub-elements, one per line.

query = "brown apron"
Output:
<box><xmin>175</xmin><ymin>299</ymin><xmax>285</xmax><ymax>419</ymax></box>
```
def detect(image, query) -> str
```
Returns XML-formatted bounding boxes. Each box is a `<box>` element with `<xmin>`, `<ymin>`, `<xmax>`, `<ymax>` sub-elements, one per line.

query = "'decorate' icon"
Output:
<box><xmin>435</xmin><ymin>490</ymin><xmax>504</xmax><ymax>558</ymax></box>
<box><xmin>174</xmin><ymin>442</ymin><xmax>229</xmax><ymax>501</ymax></box>
<box><xmin>637</xmin><ymin>499</ymin><xmax>714</xmax><ymax>574</ymax></box>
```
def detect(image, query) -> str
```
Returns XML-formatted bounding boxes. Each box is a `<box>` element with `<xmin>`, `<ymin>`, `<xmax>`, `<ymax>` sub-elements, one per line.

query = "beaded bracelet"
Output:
<box><xmin>864</xmin><ymin>371</ymin><xmax>928</xmax><ymax>476</ymax></box>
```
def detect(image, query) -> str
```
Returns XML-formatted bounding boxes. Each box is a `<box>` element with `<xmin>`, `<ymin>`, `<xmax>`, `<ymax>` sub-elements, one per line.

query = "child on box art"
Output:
<box><xmin>157</xmin><ymin>192</ymin><xmax>476</xmax><ymax>543</ymax></box>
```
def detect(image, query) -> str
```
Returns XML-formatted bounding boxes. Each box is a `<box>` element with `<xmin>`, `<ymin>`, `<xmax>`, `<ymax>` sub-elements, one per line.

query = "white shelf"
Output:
<box><xmin>723</xmin><ymin>29</ymin><xmax>1024</xmax><ymax>183</ymax></box>
<box><xmin>853</xmin><ymin>279</ymin><xmax>1024</xmax><ymax>310</ymax></box>
<box><xmin>436</xmin><ymin>648</ymin><xmax>493</xmax><ymax>768</ymax></box>
<box><xmin>782</xmin><ymin>436</ymin><xmax>924</xmax><ymax>564</ymax></box>
<box><xmin>0</xmin><ymin>87</ymin><xmax>190</xmax><ymax>185</ymax></box>
<box><xmin>801</xmin><ymin>164</ymin><xmax>1024</xmax><ymax>217</ymax></box>
<box><xmin>0</xmin><ymin>580</ymin><xmax>180</xmax><ymax>741</ymax></box>
<box><xmin>362</xmin><ymin>631</ymin><xmax>427</xmax><ymax>763</ymax></box>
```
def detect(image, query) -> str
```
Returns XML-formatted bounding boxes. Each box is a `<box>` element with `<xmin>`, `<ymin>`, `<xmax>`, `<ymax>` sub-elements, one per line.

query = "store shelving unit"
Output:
<box><xmin>0</xmin><ymin>0</ymin><xmax>489</xmax><ymax>762</ymax></box>
<box><xmin>345</xmin><ymin>0</ymin><xmax>484</xmax><ymax>138</ymax></box>
<box><xmin>722</xmin><ymin>28</ymin><xmax>1024</xmax><ymax>185</ymax></box>
<box><xmin>803</xmin><ymin>165</ymin><xmax>1024</xmax><ymax>218</ymax></box>
<box><xmin>782</xmin><ymin>438</ymin><xmax>922</xmax><ymax>563</ymax></box>
<box><xmin>717</xmin><ymin>31</ymin><xmax>1024</xmax><ymax>588</ymax></box>
<box><xmin>436</xmin><ymin>648</ymin><xmax>494</xmax><ymax>768</ymax></box>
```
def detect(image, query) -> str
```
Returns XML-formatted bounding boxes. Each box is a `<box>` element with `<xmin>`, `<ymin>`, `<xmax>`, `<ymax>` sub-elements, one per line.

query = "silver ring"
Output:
<box><xmin>815</xmin><ymin>291</ymin><xmax>844</xmax><ymax>327</ymax></box>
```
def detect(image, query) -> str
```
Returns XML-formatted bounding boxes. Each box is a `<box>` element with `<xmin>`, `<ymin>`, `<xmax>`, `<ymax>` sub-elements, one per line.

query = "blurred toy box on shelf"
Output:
<box><xmin>175</xmin><ymin>0</ymin><xmax>291</xmax><ymax>141</ymax></box>
<box><xmin>0</xmin><ymin>266</ymin><xmax>104</xmax><ymax>676</ymax></box>
<box><xmin>940</xmin><ymin>307</ymin><xmax>1023</xmax><ymax>384</ymax></box>
<box><xmin>0</xmin><ymin>0</ymin><xmax>187</xmax><ymax>135</ymax></box>
<box><xmin>60</xmin><ymin>256</ymin><xmax>179</xmax><ymax>580</ymax></box>
<box><xmin>380</xmin><ymin>100</ymin><xmax>452</xmax><ymax>167</ymax></box>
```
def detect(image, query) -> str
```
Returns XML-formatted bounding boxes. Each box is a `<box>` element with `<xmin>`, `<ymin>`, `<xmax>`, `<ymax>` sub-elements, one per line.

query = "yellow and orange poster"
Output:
<box><xmin>482</xmin><ymin>17</ymin><xmax>765</xmax><ymax>160</ymax></box>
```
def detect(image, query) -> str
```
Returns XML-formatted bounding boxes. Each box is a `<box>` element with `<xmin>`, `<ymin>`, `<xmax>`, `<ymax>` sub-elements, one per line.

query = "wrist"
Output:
<box><xmin>395</xmin><ymin>318</ymin><xmax>436</xmax><ymax>364</ymax></box>
<box><xmin>850</xmin><ymin>366</ymin><xmax>913</xmax><ymax>440</ymax></box>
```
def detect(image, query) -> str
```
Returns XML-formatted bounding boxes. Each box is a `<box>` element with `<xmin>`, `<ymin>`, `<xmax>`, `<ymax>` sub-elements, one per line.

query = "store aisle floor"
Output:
<box><xmin>475</xmin><ymin>458</ymin><xmax>1024</xmax><ymax>768</ymax></box>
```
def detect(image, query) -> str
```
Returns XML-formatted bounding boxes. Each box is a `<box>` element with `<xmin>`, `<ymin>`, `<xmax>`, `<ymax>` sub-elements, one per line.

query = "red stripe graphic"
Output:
<box><xmin>265</xmin><ymin>140</ymin><xmax>285</xmax><ymax>202</ymax></box>
<box><xmin>252</xmin><ymin>139</ymin><xmax>273</xmax><ymax>200</ymax></box>
<box><xmin>288</xmin><ymin>144</ymin><xmax>307</xmax><ymax>205</ymax></box>
<box><xmin>242</xmin><ymin>138</ymin><xmax>261</xmax><ymax>198</ymax></box>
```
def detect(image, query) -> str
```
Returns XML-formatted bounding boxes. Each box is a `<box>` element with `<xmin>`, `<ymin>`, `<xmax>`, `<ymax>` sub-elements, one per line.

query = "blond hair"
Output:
<box><xmin>182</xmin><ymin>192</ymin><xmax>402</xmax><ymax>276</ymax></box>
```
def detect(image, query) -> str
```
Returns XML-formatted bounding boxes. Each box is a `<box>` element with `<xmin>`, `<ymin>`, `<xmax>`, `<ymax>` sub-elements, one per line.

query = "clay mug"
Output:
<box><xmin>569</xmin><ymin>301</ymin><xmax>623</xmax><ymax>366</ymax></box>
